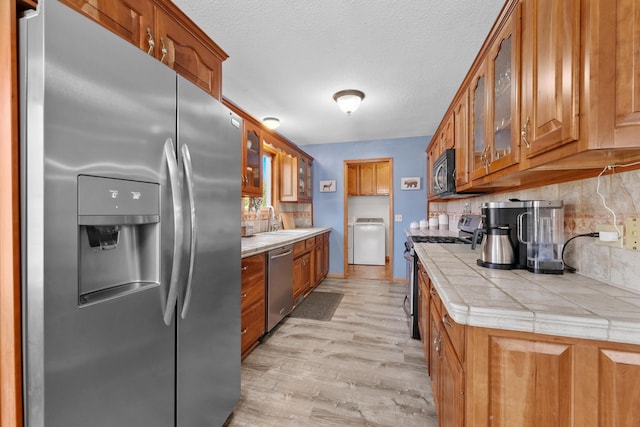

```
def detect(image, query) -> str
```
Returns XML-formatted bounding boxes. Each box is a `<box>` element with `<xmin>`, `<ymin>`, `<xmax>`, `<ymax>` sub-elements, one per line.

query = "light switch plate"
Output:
<box><xmin>596</xmin><ymin>224</ymin><xmax>624</xmax><ymax>248</ymax></box>
<box><xmin>624</xmin><ymin>217</ymin><xmax>639</xmax><ymax>250</ymax></box>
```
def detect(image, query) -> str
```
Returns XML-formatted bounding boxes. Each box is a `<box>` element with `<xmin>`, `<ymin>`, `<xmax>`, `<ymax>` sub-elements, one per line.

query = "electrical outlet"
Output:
<box><xmin>395</xmin><ymin>214</ymin><xmax>403</xmax><ymax>222</ymax></box>
<box><xmin>625</xmin><ymin>217</ymin><xmax>639</xmax><ymax>250</ymax></box>
<box><xmin>596</xmin><ymin>224</ymin><xmax>624</xmax><ymax>248</ymax></box>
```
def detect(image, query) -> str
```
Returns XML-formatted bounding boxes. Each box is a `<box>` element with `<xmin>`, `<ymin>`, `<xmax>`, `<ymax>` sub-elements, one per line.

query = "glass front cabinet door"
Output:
<box><xmin>469</xmin><ymin>4</ymin><xmax>521</xmax><ymax>181</ymax></box>
<box><xmin>242</xmin><ymin>121</ymin><xmax>262</xmax><ymax>197</ymax></box>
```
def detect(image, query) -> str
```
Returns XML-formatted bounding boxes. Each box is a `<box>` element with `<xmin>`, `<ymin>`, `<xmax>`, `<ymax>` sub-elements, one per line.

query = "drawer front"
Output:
<box><xmin>241</xmin><ymin>300</ymin><xmax>265</xmax><ymax>355</ymax></box>
<box><xmin>241</xmin><ymin>254</ymin><xmax>265</xmax><ymax>311</ymax></box>
<box><xmin>294</xmin><ymin>240</ymin><xmax>306</xmax><ymax>257</ymax></box>
<box><xmin>305</xmin><ymin>237</ymin><xmax>316</xmax><ymax>250</ymax></box>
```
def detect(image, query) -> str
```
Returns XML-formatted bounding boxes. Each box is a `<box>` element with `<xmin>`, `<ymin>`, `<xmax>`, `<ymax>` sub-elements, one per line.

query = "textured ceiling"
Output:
<box><xmin>172</xmin><ymin>0</ymin><xmax>506</xmax><ymax>145</ymax></box>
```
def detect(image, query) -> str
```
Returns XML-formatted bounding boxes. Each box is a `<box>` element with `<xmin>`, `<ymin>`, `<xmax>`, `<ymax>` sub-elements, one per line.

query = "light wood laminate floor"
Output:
<box><xmin>225</xmin><ymin>277</ymin><xmax>437</xmax><ymax>427</ymax></box>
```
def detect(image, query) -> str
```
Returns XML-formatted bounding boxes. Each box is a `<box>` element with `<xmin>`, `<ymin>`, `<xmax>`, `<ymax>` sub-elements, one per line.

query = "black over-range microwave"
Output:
<box><xmin>431</xmin><ymin>149</ymin><xmax>457</xmax><ymax>197</ymax></box>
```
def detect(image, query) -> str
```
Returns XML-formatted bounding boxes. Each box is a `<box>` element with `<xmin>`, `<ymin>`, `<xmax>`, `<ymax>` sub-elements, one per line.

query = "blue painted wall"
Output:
<box><xmin>304</xmin><ymin>136</ymin><xmax>431</xmax><ymax>279</ymax></box>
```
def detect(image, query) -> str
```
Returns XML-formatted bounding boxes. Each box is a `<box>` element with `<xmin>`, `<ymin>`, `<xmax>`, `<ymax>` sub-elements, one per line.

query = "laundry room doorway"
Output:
<box><xmin>343</xmin><ymin>158</ymin><xmax>393</xmax><ymax>281</ymax></box>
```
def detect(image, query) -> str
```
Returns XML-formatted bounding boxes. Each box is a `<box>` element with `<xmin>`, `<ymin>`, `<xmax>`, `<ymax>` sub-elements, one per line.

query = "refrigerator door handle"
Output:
<box><xmin>163</xmin><ymin>138</ymin><xmax>184</xmax><ymax>325</ymax></box>
<box><xmin>180</xmin><ymin>143</ymin><xmax>197</xmax><ymax>319</ymax></box>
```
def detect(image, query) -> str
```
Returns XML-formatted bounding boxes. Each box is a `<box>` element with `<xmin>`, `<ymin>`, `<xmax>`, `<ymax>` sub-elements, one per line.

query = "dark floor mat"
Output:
<box><xmin>288</xmin><ymin>291</ymin><xmax>344</xmax><ymax>321</ymax></box>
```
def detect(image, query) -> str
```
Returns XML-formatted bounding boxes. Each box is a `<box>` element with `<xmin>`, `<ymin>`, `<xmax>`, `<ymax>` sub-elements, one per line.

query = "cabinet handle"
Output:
<box><xmin>521</xmin><ymin>117</ymin><xmax>531</xmax><ymax>148</ymax></box>
<box><xmin>430</xmin><ymin>288</ymin><xmax>436</xmax><ymax>297</ymax></box>
<box><xmin>241</xmin><ymin>292</ymin><xmax>248</xmax><ymax>299</ymax></box>
<box><xmin>146</xmin><ymin>27</ymin><xmax>155</xmax><ymax>55</ymax></box>
<box><xmin>442</xmin><ymin>314</ymin><xmax>453</xmax><ymax>329</ymax></box>
<box><xmin>241</xmin><ymin>266</ymin><xmax>248</xmax><ymax>271</ymax></box>
<box><xmin>241</xmin><ymin>328</ymin><xmax>248</xmax><ymax>335</ymax></box>
<box><xmin>160</xmin><ymin>37</ymin><xmax>168</xmax><ymax>63</ymax></box>
<box><xmin>434</xmin><ymin>333</ymin><xmax>442</xmax><ymax>359</ymax></box>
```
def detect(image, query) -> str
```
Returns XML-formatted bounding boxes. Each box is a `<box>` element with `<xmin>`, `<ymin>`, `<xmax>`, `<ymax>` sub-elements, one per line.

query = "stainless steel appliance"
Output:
<box><xmin>518</xmin><ymin>200</ymin><xmax>565</xmax><ymax>274</ymax></box>
<box><xmin>404</xmin><ymin>214</ymin><xmax>481</xmax><ymax>339</ymax></box>
<box><xmin>430</xmin><ymin>149</ymin><xmax>481</xmax><ymax>198</ymax></box>
<box><xmin>473</xmin><ymin>201</ymin><xmax>528</xmax><ymax>270</ymax></box>
<box><xmin>431</xmin><ymin>149</ymin><xmax>456</xmax><ymax>197</ymax></box>
<box><xmin>20</xmin><ymin>2</ymin><xmax>240</xmax><ymax>425</ymax></box>
<box><xmin>267</xmin><ymin>245</ymin><xmax>294</xmax><ymax>331</ymax></box>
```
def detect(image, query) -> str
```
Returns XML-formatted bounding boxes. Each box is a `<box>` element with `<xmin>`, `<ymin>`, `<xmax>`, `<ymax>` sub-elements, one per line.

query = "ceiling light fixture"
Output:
<box><xmin>262</xmin><ymin>117</ymin><xmax>280</xmax><ymax>130</ymax></box>
<box><xmin>333</xmin><ymin>89</ymin><xmax>365</xmax><ymax>116</ymax></box>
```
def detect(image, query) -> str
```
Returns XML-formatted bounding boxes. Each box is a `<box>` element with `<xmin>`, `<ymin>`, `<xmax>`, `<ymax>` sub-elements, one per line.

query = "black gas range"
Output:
<box><xmin>403</xmin><ymin>214</ymin><xmax>481</xmax><ymax>339</ymax></box>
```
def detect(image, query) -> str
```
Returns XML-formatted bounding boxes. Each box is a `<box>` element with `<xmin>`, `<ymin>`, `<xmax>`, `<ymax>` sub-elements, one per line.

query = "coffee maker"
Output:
<box><xmin>473</xmin><ymin>200</ymin><xmax>565</xmax><ymax>274</ymax></box>
<box><xmin>473</xmin><ymin>201</ymin><xmax>528</xmax><ymax>270</ymax></box>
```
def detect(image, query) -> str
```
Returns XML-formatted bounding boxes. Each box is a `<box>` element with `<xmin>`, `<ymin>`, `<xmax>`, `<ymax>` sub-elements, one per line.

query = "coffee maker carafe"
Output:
<box><xmin>474</xmin><ymin>201</ymin><xmax>528</xmax><ymax>270</ymax></box>
<box><xmin>517</xmin><ymin>200</ymin><xmax>564</xmax><ymax>274</ymax></box>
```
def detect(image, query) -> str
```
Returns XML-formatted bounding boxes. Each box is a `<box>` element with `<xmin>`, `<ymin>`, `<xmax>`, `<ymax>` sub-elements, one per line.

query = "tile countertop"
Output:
<box><xmin>241</xmin><ymin>227</ymin><xmax>332</xmax><ymax>258</ymax></box>
<box><xmin>414</xmin><ymin>243</ymin><xmax>640</xmax><ymax>346</ymax></box>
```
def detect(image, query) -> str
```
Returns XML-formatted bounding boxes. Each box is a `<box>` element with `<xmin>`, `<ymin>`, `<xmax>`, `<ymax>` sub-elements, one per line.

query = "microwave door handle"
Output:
<box><xmin>180</xmin><ymin>144</ymin><xmax>197</xmax><ymax>319</ymax></box>
<box><xmin>163</xmin><ymin>138</ymin><xmax>184</xmax><ymax>326</ymax></box>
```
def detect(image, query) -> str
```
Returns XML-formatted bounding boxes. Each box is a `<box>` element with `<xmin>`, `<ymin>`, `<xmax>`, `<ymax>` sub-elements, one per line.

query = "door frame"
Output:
<box><xmin>343</xmin><ymin>158</ymin><xmax>393</xmax><ymax>280</ymax></box>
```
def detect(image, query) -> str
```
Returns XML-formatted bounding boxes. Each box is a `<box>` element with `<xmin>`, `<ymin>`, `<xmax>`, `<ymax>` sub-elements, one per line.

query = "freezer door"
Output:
<box><xmin>21</xmin><ymin>2</ymin><xmax>176</xmax><ymax>426</ymax></box>
<box><xmin>176</xmin><ymin>76</ymin><xmax>241</xmax><ymax>426</ymax></box>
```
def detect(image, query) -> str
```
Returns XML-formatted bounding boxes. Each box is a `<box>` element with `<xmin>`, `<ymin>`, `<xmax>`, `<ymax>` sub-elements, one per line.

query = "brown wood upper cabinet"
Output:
<box><xmin>348</xmin><ymin>162</ymin><xmax>390</xmax><ymax>196</ymax></box>
<box><xmin>454</xmin><ymin>93</ymin><xmax>470</xmax><ymax>189</ymax></box>
<box><xmin>469</xmin><ymin>3</ymin><xmax>521</xmax><ymax>181</ymax></box>
<box><xmin>242</xmin><ymin>120</ymin><xmax>262</xmax><ymax>197</ymax></box>
<box><xmin>280</xmin><ymin>152</ymin><xmax>313</xmax><ymax>202</ymax></box>
<box><xmin>428</xmin><ymin>0</ymin><xmax>640</xmax><ymax>198</ymax></box>
<box><xmin>60</xmin><ymin>0</ymin><xmax>227</xmax><ymax>100</ymax></box>
<box><xmin>519</xmin><ymin>0</ymin><xmax>580</xmax><ymax>162</ymax></box>
<box><xmin>298</xmin><ymin>155</ymin><xmax>313</xmax><ymax>202</ymax></box>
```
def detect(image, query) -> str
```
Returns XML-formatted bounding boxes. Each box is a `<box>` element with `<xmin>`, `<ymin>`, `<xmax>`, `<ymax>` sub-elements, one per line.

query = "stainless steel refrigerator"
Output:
<box><xmin>20</xmin><ymin>1</ymin><xmax>241</xmax><ymax>425</ymax></box>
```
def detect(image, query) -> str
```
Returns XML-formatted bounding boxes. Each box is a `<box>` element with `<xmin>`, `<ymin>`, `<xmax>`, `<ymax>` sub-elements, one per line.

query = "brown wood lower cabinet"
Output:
<box><xmin>293</xmin><ymin>251</ymin><xmax>311</xmax><ymax>302</ymax></box>
<box><xmin>240</xmin><ymin>253</ymin><xmax>265</xmax><ymax>358</ymax></box>
<box><xmin>422</xmin><ymin>282</ymin><xmax>640</xmax><ymax>426</ymax></box>
<box><xmin>428</xmin><ymin>282</ymin><xmax>465</xmax><ymax>427</ymax></box>
<box><xmin>313</xmin><ymin>232</ymin><xmax>330</xmax><ymax>287</ymax></box>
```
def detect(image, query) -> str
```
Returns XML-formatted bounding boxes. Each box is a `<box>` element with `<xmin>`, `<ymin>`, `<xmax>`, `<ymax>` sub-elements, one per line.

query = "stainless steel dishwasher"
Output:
<box><xmin>266</xmin><ymin>244</ymin><xmax>294</xmax><ymax>331</ymax></box>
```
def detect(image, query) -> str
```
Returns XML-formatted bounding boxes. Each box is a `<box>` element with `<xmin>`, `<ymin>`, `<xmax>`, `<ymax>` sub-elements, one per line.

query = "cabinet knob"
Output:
<box><xmin>146</xmin><ymin>27</ymin><xmax>155</xmax><ymax>55</ymax></box>
<box><xmin>521</xmin><ymin>117</ymin><xmax>531</xmax><ymax>148</ymax></box>
<box><xmin>241</xmin><ymin>328</ymin><xmax>248</xmax><ymax>335</ymax></box>
<box><xmin>241</xmin><ymin>292</ymin><xmax>248</xmax><ymax>299</ymax></box>
<box><xmin>241</xmin><ymin>265</ymin><xmax>248</xmax><ymax>271</ymax></box>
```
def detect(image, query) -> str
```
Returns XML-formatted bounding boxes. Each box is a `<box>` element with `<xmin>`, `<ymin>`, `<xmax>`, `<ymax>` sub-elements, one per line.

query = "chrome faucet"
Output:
<box><xmin>266</xmin><ymin>205</ymin><xmax>277</xmax><ymax>231</ymax></box>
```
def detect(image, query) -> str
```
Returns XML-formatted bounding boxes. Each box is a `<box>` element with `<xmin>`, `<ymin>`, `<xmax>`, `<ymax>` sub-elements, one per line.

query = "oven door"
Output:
<box><xmin>403</xmin><ymin>241</ymin><xmax>420</xmax><ymax>339</ymax></box>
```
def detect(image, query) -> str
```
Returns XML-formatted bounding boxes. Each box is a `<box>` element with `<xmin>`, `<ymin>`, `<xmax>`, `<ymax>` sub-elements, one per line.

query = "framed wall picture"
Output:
<box><xmin>319</xmin><ymin>179</ymin><xmax>336</xmax><ymax>192</ymax></box>
<box><xmin>400</xmin><ymin>177</ymin><xmax>420</xmax><ymax>190</ymax></box>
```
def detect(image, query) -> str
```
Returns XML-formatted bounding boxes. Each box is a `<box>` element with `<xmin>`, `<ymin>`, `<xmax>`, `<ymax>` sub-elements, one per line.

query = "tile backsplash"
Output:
<box><xmin>430</xmin><ymin>169</ymin><xmax>640</xmax><ymax>292</ymax></box>
<box><xmin>241</xmin><ymin>201</ymin><xmax>313</xmax><ymax>232</ymax></box>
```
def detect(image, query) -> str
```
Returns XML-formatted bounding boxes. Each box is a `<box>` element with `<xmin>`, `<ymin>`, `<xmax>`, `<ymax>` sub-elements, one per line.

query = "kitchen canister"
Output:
<box><xmin>428</xmin><ymin>216</ymin><xmax>439</xmax><ymax>229</ymax></box>
<box><xmin>438</xmin><ymin>213</ymin><xmax>449</xmax><ymax>230</ymax></box>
